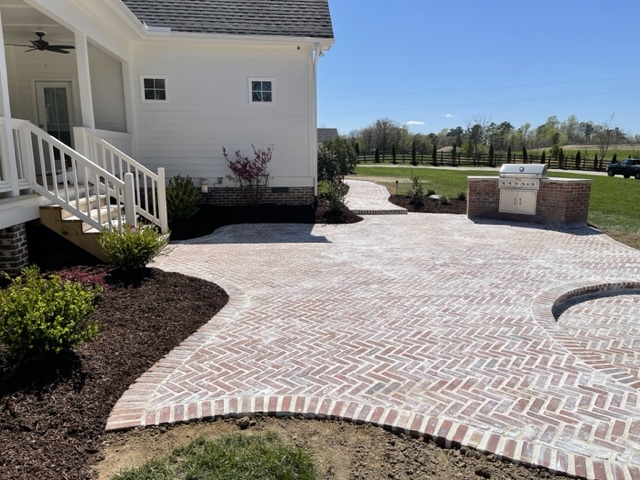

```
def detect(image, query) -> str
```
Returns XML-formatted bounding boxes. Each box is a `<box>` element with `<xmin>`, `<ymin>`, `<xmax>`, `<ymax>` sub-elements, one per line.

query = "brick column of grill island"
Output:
<box><xmin>467</xmin><ymin>165</ymin><xmax>592</xmax><ymax>225</ymax></box>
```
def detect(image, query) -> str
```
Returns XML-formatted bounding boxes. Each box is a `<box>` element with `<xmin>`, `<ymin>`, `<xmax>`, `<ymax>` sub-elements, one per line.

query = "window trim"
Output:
<box><xmin>140</xmin><ymin>75</ymin><xmax>169</xmax><ymax>103</ymax></box>
<box><xmin>248</xmin><ymin>77</ymin><xmax>274</xmax><ymax>104</ymax></box>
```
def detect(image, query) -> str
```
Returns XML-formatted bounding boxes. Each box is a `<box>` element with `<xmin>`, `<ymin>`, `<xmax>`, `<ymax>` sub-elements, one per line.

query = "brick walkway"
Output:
<box><xmin>107</xmin><ymin>195</ymin><xmax>640</xmax><ymax>479</ymax></box>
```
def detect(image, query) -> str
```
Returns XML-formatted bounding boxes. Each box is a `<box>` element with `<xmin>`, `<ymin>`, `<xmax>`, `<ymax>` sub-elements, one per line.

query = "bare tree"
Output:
<box><xmin>592</xmin><ymin>114</ymin><xmax>617</xmax><ymax>161</ymax></box>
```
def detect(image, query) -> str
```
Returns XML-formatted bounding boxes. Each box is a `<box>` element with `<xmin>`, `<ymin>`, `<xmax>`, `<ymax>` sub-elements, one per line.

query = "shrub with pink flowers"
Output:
<box><xmin>223</xmin><ymin>145</ymin><xmax>273</xmax><ymax>206</ymax></box>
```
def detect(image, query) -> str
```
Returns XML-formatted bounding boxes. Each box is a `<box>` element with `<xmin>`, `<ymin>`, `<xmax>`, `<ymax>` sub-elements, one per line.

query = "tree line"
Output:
<box><xmin>344</xmin><ymin>114</ymin><xmax>638</xmax><ymax>163</ymax></box>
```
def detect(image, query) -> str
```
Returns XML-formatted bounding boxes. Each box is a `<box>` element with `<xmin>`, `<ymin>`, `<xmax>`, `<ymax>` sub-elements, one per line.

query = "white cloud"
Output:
<box><xmin>442</xmin><ymin>113</ymin><xmax>458</xmax><ymax>118</ymax></box>
<box><xmin>403</xmin><ymin>120</ymin><xmax>425</xmax><ymax>126</ymax></box>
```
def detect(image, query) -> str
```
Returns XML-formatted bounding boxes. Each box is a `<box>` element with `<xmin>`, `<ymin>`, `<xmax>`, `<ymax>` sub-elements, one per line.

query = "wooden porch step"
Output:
<box><xmin>39</xmin><ymin>204</ymin><xmax>123</xmax><ymax>262</ymax></box>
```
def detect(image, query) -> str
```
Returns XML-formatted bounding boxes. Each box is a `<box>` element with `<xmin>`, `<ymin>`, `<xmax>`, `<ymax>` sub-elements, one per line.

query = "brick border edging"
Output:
<box><xmin>531</xmin><ymin>279</ymin><xmax>640</xmax><ymax>390</ymax></box>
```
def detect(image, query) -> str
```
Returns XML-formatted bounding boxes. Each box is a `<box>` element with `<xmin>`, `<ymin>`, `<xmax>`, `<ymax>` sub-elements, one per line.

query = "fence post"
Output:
<box><xmin>124</xmin><ymin>172</ymin><xmax>136</xmax><ymax>229</ymax></box>
<box><xmin>156</xmin><ymin>167</ymin><xmax>168</xmax><ymax>232</ymax></box>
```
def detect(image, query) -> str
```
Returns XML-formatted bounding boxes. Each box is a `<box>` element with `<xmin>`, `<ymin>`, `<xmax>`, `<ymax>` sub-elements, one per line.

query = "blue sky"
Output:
<box><xmin>318</xmin><ymin>0</ymin><xmax>640</xmax><ymax>137</ymax></box>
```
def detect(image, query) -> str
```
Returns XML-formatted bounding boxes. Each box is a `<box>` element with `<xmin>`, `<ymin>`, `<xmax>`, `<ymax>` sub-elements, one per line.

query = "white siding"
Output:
<box><xmin>89</xmin><ymin>45</ymin><xmax>126</xmax><ymax>132</ymax></box>
<box><xmin>129</xmin><ymin>42</ymin><xmax>313</xmax><ymax>187</ymax></box>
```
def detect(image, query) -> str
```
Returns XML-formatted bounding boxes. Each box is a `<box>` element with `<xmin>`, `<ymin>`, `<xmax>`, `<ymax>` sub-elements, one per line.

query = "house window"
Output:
<box><xmin>140</xmin><ymin>76</ymin><xmax>168</xmax><ymax>102</ymax></box>
<box><xmin>249</xmin><ymin>78</ymin><xmax>273</xmax><ymax>103</ymax></box>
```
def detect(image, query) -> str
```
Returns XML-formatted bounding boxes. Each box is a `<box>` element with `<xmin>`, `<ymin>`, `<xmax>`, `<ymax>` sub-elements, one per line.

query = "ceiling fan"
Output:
<box><xmin>8</xmin><ymin>31</ymin><xmax>75</xmax><ymax>54</ymax></box>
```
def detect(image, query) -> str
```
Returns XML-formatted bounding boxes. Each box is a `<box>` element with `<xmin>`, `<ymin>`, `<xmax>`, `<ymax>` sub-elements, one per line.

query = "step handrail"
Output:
<box><xmin>15</xmin><ymin>120</ymin><xmax>135</xmax><ymax>233</ymax></box>
<box><xmin>79</xmin><ymin>128</ymin><xmax>168</xmax><ymax>232</ymax></box>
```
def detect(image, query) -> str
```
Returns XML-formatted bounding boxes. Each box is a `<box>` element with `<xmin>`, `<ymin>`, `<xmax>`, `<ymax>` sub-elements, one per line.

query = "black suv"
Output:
<box><xmin>606</xmin><ymin>158</ymin><xmax>640</xmax><ymax>179</ymax></box>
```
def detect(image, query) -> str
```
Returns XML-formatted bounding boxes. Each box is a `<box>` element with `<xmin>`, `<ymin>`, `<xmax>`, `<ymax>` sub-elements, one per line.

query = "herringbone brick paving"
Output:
<box><xmin>108</xmin><ymin>211</ymin><xmax>640</xmax><ymax>480</ymax></box>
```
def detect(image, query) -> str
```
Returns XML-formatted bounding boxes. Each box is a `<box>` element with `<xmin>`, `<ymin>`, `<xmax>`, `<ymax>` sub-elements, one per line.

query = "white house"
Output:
<box><xmin>0</xmin><ymin>0</ymin><xmax>334</xmax><ymax>271</ymax></box>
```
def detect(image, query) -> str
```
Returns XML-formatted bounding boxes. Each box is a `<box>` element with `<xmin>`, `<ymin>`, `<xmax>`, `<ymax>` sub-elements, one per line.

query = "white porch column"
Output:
<box><xmin>74</xmin><ymin>32</ymin><xmax>95</xmax><ymax>129</ymax></box>
<box><xmin>0</xmin><ymin>12</ymin><xmax>19</xmax><ymax>196</ymax></box>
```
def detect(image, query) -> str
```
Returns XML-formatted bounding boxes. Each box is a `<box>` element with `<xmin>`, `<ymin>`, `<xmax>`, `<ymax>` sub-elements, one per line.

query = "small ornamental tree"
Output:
<box><xmin>411</xmin><ymin>141</ymin><xmax>418</xmax><ymax>166</ymax></box>
<box><xmin>612</xmin><ymin>153</ymin><xmax>618</xmax><ymax>163</ymax></box>
<box><xmin>391</xmin><ymin>144</ymin><xmax>397</xmax><ymax>164</ymax></box>
<box><xmin>541</xmin><ymin>150</ymin><xmax>546</xmax><ymax>164</ymax></box>
<box><xmin>224</xmin><ymin>145</ymin><xmax>273</xmax><ymax>206</ymax></box>
<box><xmin>506</xmin><ymin>146</ymin><xmax>512</xmax><ymax>163</ymax></box>
<box><xmin>594</xmin><ymin>154</ymin><xmax>599</xmax><ymax>170</ymax></box>
<box><xmin>374</xmin><ymin>147</ymin><xmax>380</xmax><ymax>163</ymax></box>
<box><xmin>488</xmin><ymin>144</ymin><xmax>495</xmax><ymax>167</ymax></box>
<box><xmin>575</xmin><ymin>150</ymin><xmax>581</xmax><ymax>169</ymax></box>
<box><xmin>432</xmin><ymin>145</ymin><xmax>437</xmax><ymax>166</ymax></box>
<box><xmin>559</xmin><ymin>148</ymin><xmax>565</xmax><ymax>169</ymax></box>
<box><xmin>451</xmin><ymin>144</ymin><xmax>457</xmax><ymax>166</ymax></box>
<box><xmin>354</xmin><ymin>142</ymin><xmax>360</xmax><ymax>159</ymax></box>
<box><xmin>522</xmin><ymin>146</ymin><xmax>528</xmax><ymax>163</ymax></box>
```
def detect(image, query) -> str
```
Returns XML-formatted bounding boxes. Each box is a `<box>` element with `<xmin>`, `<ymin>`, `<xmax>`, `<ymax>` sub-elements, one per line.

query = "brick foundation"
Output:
<box><xmin>467</xmin><ymin>177</ymin><xmax>592</xmax><ymax>225</ymax></box>
<box><xmin>200</xmin><ymin>186</ymin><xmax>314</xmax><ymax>207</ymax></box>
<box><xmin>0</xmin><ymin>223</ymin><xmax>29</xmax><ymax>275</ymax></box>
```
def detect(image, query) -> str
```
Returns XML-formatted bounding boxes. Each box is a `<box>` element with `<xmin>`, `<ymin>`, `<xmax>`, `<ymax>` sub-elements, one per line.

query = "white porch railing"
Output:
<box><xmin>74</xmin><ymin>127</ymin><xmax>168</xmax><ymax>232</ymax></box>
<box><xmin>0</xmin><ymin>119</ymin><xmax>168</xmax><ymax>234</ymax></box>
<box><xmin>87</xmin><ymin>128</ymin><xmax>134</xmax><ymax>157</ymax></box>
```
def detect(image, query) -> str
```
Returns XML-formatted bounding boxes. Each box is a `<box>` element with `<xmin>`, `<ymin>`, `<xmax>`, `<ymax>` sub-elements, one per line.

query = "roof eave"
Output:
<box><xmin>142</xmin><ymin>30</ymin><xmax>334</xmax><ymax>49</ymax></box>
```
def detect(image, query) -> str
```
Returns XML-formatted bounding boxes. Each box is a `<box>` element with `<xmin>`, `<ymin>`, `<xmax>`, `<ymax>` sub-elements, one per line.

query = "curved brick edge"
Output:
<box><xmin>106</xmin><ymin>276</ymin><xmax>249</xmax><ymax>431</ymax></box>
<box><xmin>531</xmin><ymin>279</ymin><xmax>640</xmax><ymax>389</ymax></box>
<box><xmin>105</xmin><ymin>394</ymin><xmax>637</xmax><ymax>480</ymax></box>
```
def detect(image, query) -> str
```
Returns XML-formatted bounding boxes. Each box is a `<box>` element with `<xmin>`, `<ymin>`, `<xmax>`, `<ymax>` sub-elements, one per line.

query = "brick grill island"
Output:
<box><xmin>467</xmin><ymin>168</ymin><xmax>592</xmax><ymax>225</ymax></box>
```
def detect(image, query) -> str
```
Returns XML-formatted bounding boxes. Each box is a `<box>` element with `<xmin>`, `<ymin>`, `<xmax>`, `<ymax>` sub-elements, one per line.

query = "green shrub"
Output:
<box><xmin>318</xmin><ymin>138</ymin><xmax>357</xmax><ymax>182</ymax></box>
<box><xmin>0</xmin><ymin>266</ymin><xmax>101</xmax><ymax>361</ymax></box>
<box><xmin>98</xmin><ymin>224</ymin><xmax>167</xmax><ymax>271</ymax></box>
<box><xmin>426</xmin><ymin>188</ymin><xmax>436</xmax><ymax>197</ymax></box>
<box><xmin>439</xmin><ymin>194</ymin><xmax>451</xmax><ymax>205</ymax></box>
<box><xmin>318</xmin><ymin>180</ymin><xmax>347</xmax><ymax>213</ymax></box>
<box><xmin>166</xmin><ymin>174</ymin><xmax>200</xmax><ymax>222</ymax></box>
<box><xmin>408</xmin><ymin>173</ymin><xmax>424</xmax><ymax>206</ymax></box>
<box><xmin>457</xmin><ymin>191</ymin><xmax>467</xmax><ymax>201</ymax></box>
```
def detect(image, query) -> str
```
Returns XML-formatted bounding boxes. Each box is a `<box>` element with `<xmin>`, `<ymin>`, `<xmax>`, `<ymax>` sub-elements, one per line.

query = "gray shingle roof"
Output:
<box><xmin>121</xmin><ymin>0</ymin><xmax>334</xmax><ymax>39</ymax></box>
<box><xmin>317</xmin><ymin>128</ymin><xmax>339</xmax><ymax>143</ymax></box>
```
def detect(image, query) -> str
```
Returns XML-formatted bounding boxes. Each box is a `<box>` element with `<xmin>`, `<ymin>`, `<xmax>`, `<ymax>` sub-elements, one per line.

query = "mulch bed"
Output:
<box><xmin>388</xmin><ymin>194</ymin><xmax>467</xmax><ymax>214</ymax></box>
<box><xmin>1</xmin><ymin>202</ymin><xmax>361</xmax><ymax>480</ymax></box>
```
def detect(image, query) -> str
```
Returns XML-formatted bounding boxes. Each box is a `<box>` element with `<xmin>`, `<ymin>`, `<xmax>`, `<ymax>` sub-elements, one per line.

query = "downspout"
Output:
<box><xmin>311</xmin><ymin>42</ymin><xmax>322</xmax><ymax>198</ymax></box>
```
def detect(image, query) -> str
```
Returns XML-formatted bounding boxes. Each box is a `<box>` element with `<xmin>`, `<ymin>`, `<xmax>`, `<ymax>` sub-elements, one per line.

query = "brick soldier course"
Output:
<box><xmin>108</xmin><ymin>182</ymin><xmax>640</xmax><ymax>480</ymax></box>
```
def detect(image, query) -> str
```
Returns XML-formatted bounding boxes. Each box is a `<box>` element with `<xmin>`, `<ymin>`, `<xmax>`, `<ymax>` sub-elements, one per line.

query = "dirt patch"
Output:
<box><xmin>603</xmin><ymin>230</ymin><xmax>640</xmax><ymax>250</ymax></box>
<box><xmin>97</xmin><ymin>416</ymin><xmax>568</xmax><ymax>480</ymax></box>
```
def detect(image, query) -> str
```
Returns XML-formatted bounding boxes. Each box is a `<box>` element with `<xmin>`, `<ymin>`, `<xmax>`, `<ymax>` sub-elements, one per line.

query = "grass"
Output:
<box><xmin>351</xmin><ymin>165</ymin><xmax>640</xmax><ymax>233</ymax></box>
<box><xmin>109</xmin><ymin>432</ymin><xmax>316</xmax><ymax>480</ymax></box>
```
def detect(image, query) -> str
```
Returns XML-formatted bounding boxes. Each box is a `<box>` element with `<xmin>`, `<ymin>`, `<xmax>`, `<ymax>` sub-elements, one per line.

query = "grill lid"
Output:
<box><xmin>499</xmin><ymin>164</ymin><xmax>548</xmax><ymax>177</ymax></box>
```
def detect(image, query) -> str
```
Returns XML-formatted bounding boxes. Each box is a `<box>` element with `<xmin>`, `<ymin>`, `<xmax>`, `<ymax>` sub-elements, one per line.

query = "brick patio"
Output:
<box><xmin>107</xmin><ymin>184</ymin><xmax>640</xmax><ymax>480</ymax></box>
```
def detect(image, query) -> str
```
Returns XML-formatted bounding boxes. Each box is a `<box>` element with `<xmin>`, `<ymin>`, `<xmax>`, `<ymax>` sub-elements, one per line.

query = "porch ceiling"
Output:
<box><xmin>1</xmin><ymin>0</ymin><xmax>72</xmax><ymax>45</ymax></box>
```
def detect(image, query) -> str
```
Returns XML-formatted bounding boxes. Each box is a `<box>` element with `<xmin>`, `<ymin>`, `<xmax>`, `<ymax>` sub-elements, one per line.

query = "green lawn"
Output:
<box><xmin>351</xmin><ymin>165</ymin><xmax>640</xmax><ymax>233</ymax></box>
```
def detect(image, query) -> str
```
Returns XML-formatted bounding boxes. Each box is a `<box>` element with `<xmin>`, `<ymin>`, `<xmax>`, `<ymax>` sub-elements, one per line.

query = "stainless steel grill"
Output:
<box><xmin>498</xmin><ymin>164</ymin><xmax>548</xmax><ymax>215</ymax></box>
<box><xmin>498</xmin><ymin>164</ymin><xmax>548</xmax><ymax>190</ymax></box>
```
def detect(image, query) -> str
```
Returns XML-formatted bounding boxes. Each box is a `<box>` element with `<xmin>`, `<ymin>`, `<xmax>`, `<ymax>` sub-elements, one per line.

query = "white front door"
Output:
<box><xmin>35</xmin><ymin>81</ymin><xmax>74</xmax><ymax>148</ymax></box>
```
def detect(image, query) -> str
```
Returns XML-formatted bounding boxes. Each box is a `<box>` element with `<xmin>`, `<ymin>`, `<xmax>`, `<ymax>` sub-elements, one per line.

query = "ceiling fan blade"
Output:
<box><xmin>24</xmin><ymin>48</ymin><xmax>39</xmax><ymax>53</ymax></box>
<box><xmin>5</xmin><ymin>44</ymin><xmax>32</xmax><ymax>48</ymax></box>
<box><xmin>45</xmin><ymin>47</ymin><xmax>71</xmax><ymax>54</ymax></box>
<box><xmin>48</xmin><ymin>45</ymin><xmax>75</xmax><ymax>50</ymax></box>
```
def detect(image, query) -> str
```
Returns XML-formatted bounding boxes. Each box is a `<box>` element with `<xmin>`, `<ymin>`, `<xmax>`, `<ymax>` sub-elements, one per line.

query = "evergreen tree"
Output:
<box><xmin>432</xmin><ymin>145</ymin><xmax>437</xmax><ymax>166</ymax></box>
<box><xmin>594</xmin><ymin>153</ymin><xmax>598</xmax><ymax>170</ymax></box>
<box><xmin>391</xmin><ymin>144</ymin><xmax>397</xmax><ymax>164</ymax></box>
<box><xmin>354</xmin><ymin>142</ymin><xmax>360</xmax><ymax>159</ymax></box>
<box><xmin>522</xmin><ymin>146</ymin><xmax>528</xmax><ymax>163</ymax></box>
<box><xmin>575</xmin><ymin>150</ymin><xmax>581</xmax><ymax>169</ymax></box>
<box><xmin>506</xmin><ymin>146</ymin><xmax>512</xmax><ymax>163</ymax></box>
<box><xmin>374</xmin><ymin>147</ymin><xmax>380</xmax><ymax>163</ymax></box>
<box><xmin>541</xmin><ymin>150</ymin><xmax>546</xmax><ymax>164</ymax></box>
<box><xmin>612</xmin><ymin>153</ymin><xmax>617</xmax><ymax>163</ymax></box>
<box><xmin>488</xmin><ymin>144</ymin><xmax>495</xmax><ymax>167</ymax></box>
<box><xmin>411</xmin><ymin>141</ymin><xmax>417</xmax><ymax>166</ymax></box>
<box><xmin>451</xmin><ymin>144</ymin><xmax>457</xmax><ymax>166</ymax></box>
<box><xmin>559</xmin><ymin>148</ymin><xmax>565</xmax><ymax>169</ymax></box>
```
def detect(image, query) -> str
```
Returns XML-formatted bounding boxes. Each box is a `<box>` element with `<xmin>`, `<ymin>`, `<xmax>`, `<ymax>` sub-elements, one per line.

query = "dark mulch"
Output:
<box><xmin>2</xmin><ymin>202</ymin><xmax>360</xmax><ymax>480</ymax></box>
<box><xmin>388</xmin><ymin>194</ymin><xmax>467</xmax><ymax>214</ymax></box>
<box><xmin>170</xmin><ymin>202</ymin><xmax>362</xmax><ymax>240</ymax></box>
<box><xmin>0</xmin><ymin>269</ymin><xmax>229</xmax><ymax>480</ymax></box>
